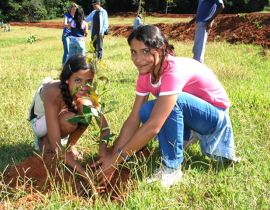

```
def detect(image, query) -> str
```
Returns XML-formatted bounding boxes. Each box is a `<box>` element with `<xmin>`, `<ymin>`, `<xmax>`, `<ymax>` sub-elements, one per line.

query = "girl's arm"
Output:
<box><xmin>43</xmin><ymin>88</ymin><xmax>87</xmax><ymax>176</ymax></box>
<box><xmin>97</xmin><ymin>113</ymin><xmax>110</xmax><ymax>158</ymax></box>
<box><xmin>120</xmin><ymin>94</ymin><xmax>178</xmax><ymax>154</ymax></box>
<box><xmin>63</xmin><ymin>14</ymin><xmax>69</xmax><ymax>28</ymax></box>
<box><xmin>111</xmin><ymin>94</ymin><xmax>149</xmax><ymax>151</ymax></box>
<box><xmin>67</xmin><ymin>124</ymin><xmax>88</xmax><ymax>147</ymax></box>
<box><xmin>98</xmin><ymin>94</ymin><xmax>178</xmax><ymax>184</ymax></box>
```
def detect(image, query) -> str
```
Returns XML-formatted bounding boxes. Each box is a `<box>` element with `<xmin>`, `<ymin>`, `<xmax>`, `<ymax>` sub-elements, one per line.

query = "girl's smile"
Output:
<box><xmin>130</xmin><ymin>39</ymin><xmax>162</xmax><ymax>75</ymax></box>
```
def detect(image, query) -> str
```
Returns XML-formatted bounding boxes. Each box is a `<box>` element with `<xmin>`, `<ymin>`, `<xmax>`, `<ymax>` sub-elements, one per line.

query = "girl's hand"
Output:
<box><xmin>97</xmin><ymin>157</ymin><xmax>117</xmax><ymax>187</ymax></box>
<box><xmin>98</xmin><ymin>142</ymin><xmax>108</xmax><ymax>160</ymax></box>
<box><xmin>76</xmin><ymin>97</ymin><xmax>92</xmax><ymax>114</ymax></box>
<box><xmin>91</xmin><ymin>144</ymin><xmax>111</xmax><ymax>168</ymax></box>
<box><xmin>94</xmin><ymin>148</ymin><xmax>117</xmax><ymax>187</ymax></box>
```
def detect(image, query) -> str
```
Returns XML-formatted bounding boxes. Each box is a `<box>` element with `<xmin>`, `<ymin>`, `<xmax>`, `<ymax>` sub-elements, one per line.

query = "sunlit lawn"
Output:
<box><xmin>0</xmin><ymin>25</ymin><xmax>269</xmax><ymax>209</ymax></box>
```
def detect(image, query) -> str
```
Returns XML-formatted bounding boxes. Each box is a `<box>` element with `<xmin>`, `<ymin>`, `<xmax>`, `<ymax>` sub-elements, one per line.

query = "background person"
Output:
<box><xmin>62</xmin><ymin>2</ymin><xmax>78</xmax><ymax>65</ymax></box>
<box><xmin>68</xmin><ymin>6</ymin><xmax>89</xmax><ymax>59</ymax></box>
<box><xmin>133</xmin><ymin>13</ymin><xmax>143</xmax><ymax>29</ymax></box>
<box><xmin>187</xmin><ymin>0</ymin><xmax>225</xmax><ymax>63</ymax></box>
<box><xmin>86</xmin><ymin>0</ymin><xmax>109</xmax><ymax>59</ymax></box>
<box><xmin>28</xmin><ymin>54</ymin><xmax>110</xmax><ymax>177</ymax></box>
<box><xmin>96</xmin><ymin>25</ymin><xmax>238</xmax><ymax>189</ymax></box>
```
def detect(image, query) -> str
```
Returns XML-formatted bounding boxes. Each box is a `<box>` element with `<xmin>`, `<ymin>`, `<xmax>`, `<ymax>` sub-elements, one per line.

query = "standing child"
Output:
<box><xmin>62</xmin><ymin>2</ymin><xmax>78</xmax><ymax>65</ymax></box>
<box><xmin>28</xmin><ymin>54</ymin><xmax>110</xmax><ymax>177</ymax></box>
<box><xmin>96</xmin><ymin>25</ymin><xmax>239</xmax><ymax>188</ymax></box>
<box><xmin>68</xmin><ymin>6</ymin><xmax>88</xmax><ymax>59</ymax></box>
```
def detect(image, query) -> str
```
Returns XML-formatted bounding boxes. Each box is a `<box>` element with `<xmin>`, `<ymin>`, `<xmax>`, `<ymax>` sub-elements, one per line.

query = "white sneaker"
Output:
<box><xmin>146</xmin><ymin>167</ymin><xmax>183</xmax><ymax>188</ymax></box>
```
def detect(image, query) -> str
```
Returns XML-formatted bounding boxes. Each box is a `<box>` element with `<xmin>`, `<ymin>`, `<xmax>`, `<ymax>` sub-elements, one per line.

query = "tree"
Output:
<box><xmin>165</xmin><ymin>0</ymin><xmax>176</xmax><ymax>14</ymax></box>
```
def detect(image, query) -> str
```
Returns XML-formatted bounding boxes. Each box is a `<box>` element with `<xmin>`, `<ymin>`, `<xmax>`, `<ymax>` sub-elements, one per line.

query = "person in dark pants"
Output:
<box><xmin>86</xmin><ymin>0</ymin><xmax>109</xmax><ymax>59</ymax></box>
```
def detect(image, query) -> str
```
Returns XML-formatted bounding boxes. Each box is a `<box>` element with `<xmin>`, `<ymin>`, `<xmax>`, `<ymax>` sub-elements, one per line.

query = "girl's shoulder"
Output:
<box><xmin>64</xmin><ymin>12</ymin><xmax>72</xmax><ymax>18</ymax></box>
<box><xmin>41</xmin><ymin>80</ymin><xmax>61</xmax><ymax>101</ymax></box>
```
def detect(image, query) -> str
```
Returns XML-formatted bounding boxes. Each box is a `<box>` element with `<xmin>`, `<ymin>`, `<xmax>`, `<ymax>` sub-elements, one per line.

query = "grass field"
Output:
<box><xmin>0</xmin><ymin>24</ymin><xmax>269</xmax><ymax>209</ymax></box>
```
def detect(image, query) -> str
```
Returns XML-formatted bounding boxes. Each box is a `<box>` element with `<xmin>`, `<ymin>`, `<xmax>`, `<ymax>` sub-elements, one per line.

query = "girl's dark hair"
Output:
<box><xmin>59</xmin><ymin>54</ymin><xmax>94</xmax><ymax>112</ymax></box>
<box><xmin>127</xmin><ymin>25</ymin><xmax>175</xmax><ymax>56</ymax></box>
<box><xmin>74</xmin><ymin>6</ymin><xmax>85</xmax><ymax>29</ymax></box>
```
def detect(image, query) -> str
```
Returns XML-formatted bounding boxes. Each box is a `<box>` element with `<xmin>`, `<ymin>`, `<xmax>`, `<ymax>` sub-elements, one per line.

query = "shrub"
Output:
<box><xmin>8</xmin><ymin>0</ymin><xmax>47</xmax><ymax>22</ymax></box>
<box><xmin>224</xmin><ymin>0</ymin><xmax>269</xmax><ymax>13</ymax></box>
<box><xmin>27</xmin><ymin>34</ymin><xmax>38</xmax><ymax>44</ymax></box>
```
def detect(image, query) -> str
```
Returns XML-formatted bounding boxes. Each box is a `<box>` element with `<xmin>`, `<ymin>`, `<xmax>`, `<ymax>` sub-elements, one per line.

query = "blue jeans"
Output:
<box><xmin>192</xmin><ymin>22</ymin><xmax>208</xmax><ymax>63</ymax></box>
<box><xmin>139</xmin><ymin>92</ymin><xmax>235</xmax><ymax>169</ymax></box>
<box><xmin>68</xmin><ymin>37</ymin><xmax>86</xmax><ymax>60</ymax></box>
<box><xmin>62</xmin><ymin>33</ymin><xmax>70</xmax><ymax>65</ymax></box>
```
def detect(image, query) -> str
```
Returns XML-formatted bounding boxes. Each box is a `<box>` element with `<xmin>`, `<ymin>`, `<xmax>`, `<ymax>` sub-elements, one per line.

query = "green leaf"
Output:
<box><xmin>84</xmin><ymin>113</ymin><xmax>93</xmax><ymax>124</ymax></box>
<box><xmin>82</xmin><ymin>104</ymin><xmax>92</xmax><ymax>114</ymax></box>
<box><xmin>67</xmin><ymin>115</ymin><xmax>88</xmax><ymax>124</ymax></box>
<box><xmin>90</xmin><ymin>107</ymin><xmax>99</xmax><ymax>117</ymax></box>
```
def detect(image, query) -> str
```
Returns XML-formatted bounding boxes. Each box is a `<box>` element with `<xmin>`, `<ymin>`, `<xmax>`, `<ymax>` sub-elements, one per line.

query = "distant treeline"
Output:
<box><xmin>0</xmin><ymin>0</ymin><xmax>269</xmax><ymax>22</ymax></box>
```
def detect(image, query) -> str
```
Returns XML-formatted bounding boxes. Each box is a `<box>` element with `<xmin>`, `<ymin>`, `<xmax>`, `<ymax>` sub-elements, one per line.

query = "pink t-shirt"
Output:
<box><xmin>136</xmin><ymin>55</ymin><xmax>231</xmax><ymax>109</ymax></box>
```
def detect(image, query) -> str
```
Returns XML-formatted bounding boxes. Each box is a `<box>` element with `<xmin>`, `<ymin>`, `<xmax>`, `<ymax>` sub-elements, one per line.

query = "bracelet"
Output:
<box><xmin>101</xmin><ymin>126</ymin><xmax>110</xmax><ymax>131</ymax></box>
<box><xmin>117</xmin><ymin>148</ymin><xmax>130</xmax><ymax>161</ymax></box>
<box><xmin>100</xmin><ymin>135</ymin><xmax>110</xmax><ymax>143</ymax></box>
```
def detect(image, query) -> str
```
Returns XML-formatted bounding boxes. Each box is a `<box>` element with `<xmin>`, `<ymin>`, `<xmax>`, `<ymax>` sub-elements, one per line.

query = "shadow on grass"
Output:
<box><xmin>0</xmin><ymin>142</ymin><xmax>33</xmax><ymax>171</ymax></box>
<box><xmin>183</xmin><ymin>146</ymin><xmax>235</xmax><ymax>172</ymax></box>
<box><xmin>127</xmin><ymin>144</ymin><xmax>235</xmax><ymax>182</ymax></box>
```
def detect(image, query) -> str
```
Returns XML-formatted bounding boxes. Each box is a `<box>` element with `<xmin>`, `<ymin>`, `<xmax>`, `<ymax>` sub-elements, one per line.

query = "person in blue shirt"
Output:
<box><xmin>62</xmin><ymin>2</ymin><xmax>78</xmax><ymax>65</ymax></box>
<box><xmin>86</xmin><ymin>0</ymin><xmax>109</xmax><ymax>60</ymax></box>
<box><xmin>187</xmin><ymin>0</ymin><xmax>225</xmax><ymax>63</ymax></box>
<box><xmin>133</xmin><ymin>13</ymin><xmax>143</xmax><ymax>29</ymax></box>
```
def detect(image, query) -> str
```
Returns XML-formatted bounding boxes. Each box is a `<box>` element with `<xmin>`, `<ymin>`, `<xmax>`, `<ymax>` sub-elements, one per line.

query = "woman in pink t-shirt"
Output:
<box><xmin>96</xmin><ymin>25</ymin><xmax>238</xmax><ymax>188</ymax></box>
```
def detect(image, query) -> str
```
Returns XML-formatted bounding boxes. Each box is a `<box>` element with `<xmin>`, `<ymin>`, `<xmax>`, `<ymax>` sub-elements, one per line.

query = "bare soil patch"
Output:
<box><xmin>2</xmin><ymin>147</ymin><xmax>151</xmax><ymax>205</ymax></box>
<box><xmin>11</xmin><ymin>13</ymin><xmax>270</xmax><ymax>48</ymax></box>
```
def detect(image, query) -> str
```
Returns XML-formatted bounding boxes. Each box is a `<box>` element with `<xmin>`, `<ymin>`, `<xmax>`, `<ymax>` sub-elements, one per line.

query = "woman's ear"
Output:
<box><xmin>66</xmin><ymin>80</ymin><xmax>69</xmax><ymax>84</ymax></box>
